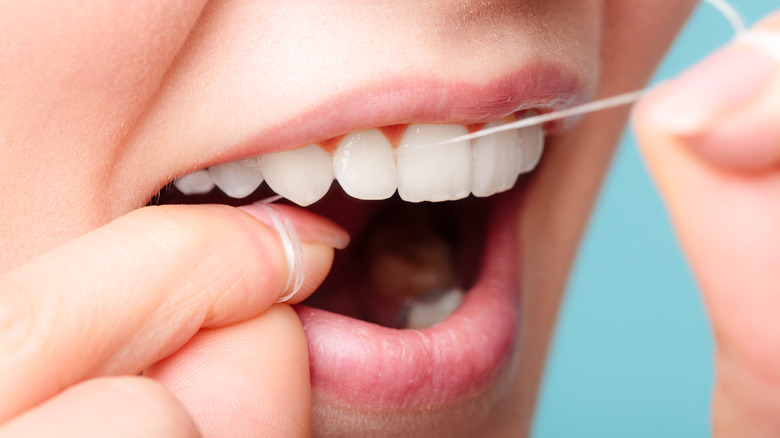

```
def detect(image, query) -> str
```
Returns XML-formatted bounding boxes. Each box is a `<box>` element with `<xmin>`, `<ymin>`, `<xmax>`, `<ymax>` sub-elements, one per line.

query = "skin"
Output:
<box><xmin>637</xmin><ymin>12</ymin><xmax>780</xmax><ymax>437</ymax></box>
<box><xmin>1</xmin><ymin>1</ymin><xmax>778</xmax><ymax>436</ymax></box>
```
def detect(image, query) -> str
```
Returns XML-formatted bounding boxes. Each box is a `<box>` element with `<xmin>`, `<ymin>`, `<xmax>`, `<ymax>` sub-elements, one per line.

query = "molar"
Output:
<box><xmin>404</xmin><ymin>288</ymin><xmax>465</xmax><ymax>329</ymax></box>
<box><xmin>259</xmin><ymin>144</ymin><xmax>334</xmax><ymax>206</ymax></box>
<box><xmin>396</xmin><ymin>124</ymin><xmax>472</xmax><ymax>202</ymax></box>
<box><xmin>361</xmin><ymin>206</ymin><xmax>462</xmax><ymax>328</ymax></box>
<box><xmin>333</xmin><ymin>129</ymin><xmax>397</xmax><ymax>200</ymax></box>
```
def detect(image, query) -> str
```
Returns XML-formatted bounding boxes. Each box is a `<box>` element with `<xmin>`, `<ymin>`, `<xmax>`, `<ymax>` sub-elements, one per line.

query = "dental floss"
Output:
<box><xmin>256</xmin><ymin>198</ymin><xmax>306</xmax><ymax>303</ymax></box>
<box><xmin>432</xmin><ymin>0</ymin><xmax>747</xmax><ymax>147</ymax></box>
<box><xmin>260</xmin><ymin>194</ymin><xmax>284</xmax><ymax>204</ymax></box>
<box><xmin>232</xmin><ymin>0</ymin><xmax>747</xmax><ymax>302</ymax></box>
<box><xmin>738</xmin><ymin>30</ymin><xmax>780</xmax><ymax>62</ymax></box>
<box><xmin>705</xmin><ymin>0</ymin><xmax>746</xmax><ymax>35</ymax></box>
<box><xmin>432</xmin><ymin>90</ymin><xmax>649</xmax><ymax>146</ymax></box>
<box><xmin>257</xmin><ymin>0</ymin><xmax>746</xmax><ymax>209</ymax></box>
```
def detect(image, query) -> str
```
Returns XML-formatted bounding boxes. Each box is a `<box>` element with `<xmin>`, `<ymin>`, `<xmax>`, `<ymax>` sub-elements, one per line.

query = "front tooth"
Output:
<box><xmin>518</xmin><ymin>123</ymin><xmax>544</xmax><ymax>173</ymax></box>
<box><xmin>173</xmin><ymin>169</ymin><xmax>215</xmax><ymax>195</ymax></box>
<box><xmin>396</xmin><ymin>124</ymin><xmax>472</xmax><ymax>202</ymax></box>
<box><xmin>333</xmin><ymin>129</ymin><xmax>397</xmax><ymax>200</ymax></box>
<box><xmin>259</xmin><ymin>144</ymin><xmax>334</xmax><ymax>206</ymax></box>
<box><xmin>471</xmin><ymin>118</ymin><xmax>523</xmax><ymax>197</ymax></box>
<box><xmin>208</xmin><ymin>160</ymin><xmax>264</xmax><ymax>199</ymax></box>
<box><xmin>404</xmin><ymin>288</ymin><xmax>465</xmax><ymax>329</ymax></box>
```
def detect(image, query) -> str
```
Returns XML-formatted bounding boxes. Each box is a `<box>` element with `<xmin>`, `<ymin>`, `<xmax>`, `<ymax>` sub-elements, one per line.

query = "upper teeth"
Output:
<box><xmin>259</xmin><ymin>144</ymin><xmax>335</xmax><ymax>207</ymax></box>
<box><xmin>208</xmin><ymin>160</ymin><xmax>264</xmax><ymax>199</ymax></box>
<box><xmin>174</xmin><ymin>118</ymin><xmax>544</xmax><ymax>205</ymax></box>
<box><xmin>396</xmin><ymin>124</ymin><xmax>473</xmax><ymax>203</ymax></box>
<box><xmin>173</xmin><ymin>169</ymin><xmax>216</xmax><ymax>195</ymax></box>
<box><xmin>334</xmin><ymin>129</ymin><xmax>398</xmax><ymax>200</ymax></box>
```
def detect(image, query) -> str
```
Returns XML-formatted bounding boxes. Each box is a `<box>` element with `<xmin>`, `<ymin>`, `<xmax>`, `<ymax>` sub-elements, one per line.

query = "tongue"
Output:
<box><xmin>354</xmin><ymin>204</ymin><xmax>461</xmax><ymax>328</ymax></box>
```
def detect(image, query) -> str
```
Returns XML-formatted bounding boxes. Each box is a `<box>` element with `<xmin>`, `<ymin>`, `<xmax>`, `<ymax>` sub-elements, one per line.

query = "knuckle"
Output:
<box><xmin>124</xmin><ymin>205</ymin><xmax>286</xmax><ymax>320</ymax></box>
<box><xmin>0</xmin><ymin>280</ymin><xmax>55</xmax><ymax>382</ymax></box>
<box><xmin>125</xmin><ymin>204</ymin><xmax>265</xmax><ymax>259</ymax></box>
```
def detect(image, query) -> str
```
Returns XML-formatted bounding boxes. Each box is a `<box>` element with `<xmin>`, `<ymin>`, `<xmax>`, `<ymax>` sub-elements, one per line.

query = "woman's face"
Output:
<box><xmin>0</xmin><ymin>1</ymin><xmax>697</xmax><ymax>436</ymax></box>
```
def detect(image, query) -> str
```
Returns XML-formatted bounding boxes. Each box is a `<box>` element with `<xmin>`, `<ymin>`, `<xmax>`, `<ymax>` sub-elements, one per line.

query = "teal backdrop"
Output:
<box><xmin>532</xmin><ymin>1</ymin><xmax>777</xmax><ymax>437</ymax></box>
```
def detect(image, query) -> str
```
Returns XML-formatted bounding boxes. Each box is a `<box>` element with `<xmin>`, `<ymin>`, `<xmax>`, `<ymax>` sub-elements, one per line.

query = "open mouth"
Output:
<box><xmin>143</xmin><ymin>48</ymin><xmax>592</xmax><ymax>412</ymax></box>
<box><xmin>152</xmin><ymin>114</ymin><xmax>541</xmax><ymax>409</ymax></box>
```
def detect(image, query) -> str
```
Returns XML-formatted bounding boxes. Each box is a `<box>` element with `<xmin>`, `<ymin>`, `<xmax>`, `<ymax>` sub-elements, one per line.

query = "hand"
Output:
<box><xmin>0</xmin><ymin>203</ymin><xmax>347</xmax><ymax>437</ymax></box>
<box><xmin>636</xmin><ymin>13</ymin><xmax>780</xmax><ymax>437</ymax></box>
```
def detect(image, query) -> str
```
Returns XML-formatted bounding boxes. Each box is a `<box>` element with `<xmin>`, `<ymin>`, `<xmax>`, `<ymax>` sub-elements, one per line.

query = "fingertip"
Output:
<box><xmin>283</xmin><ymin>242</ymin><xmax>335</xmax><ymax>305</ymax></box>
<box><xmin>146</xmin><ymin>306</ymin><xmax>312</xmax><ymax>438</ymax></box>
<box><xmin>633</xmin><ymin>84</ymin><xmax>691</xmax><ymax>185</ymax></box>
<box><xmin>636</xmin><ymin>40</ymin><xmax>780</xmax><ymax>172</ymax></box>
<box><xmin>95</xmin><ymin>377</ymin><xmax>200</xmax><ymax>438</ymax></box>
<box><xmin>238</xmin><ymin>203</ymin><xmax>347</xmax><ymax>304</ymax></box>
<box><xmin>240</xmin><ymin>202</ymin><xmax>350</xmax><ymax>250</ymax></box>
<box><xmin>753</xmin><ymin>9</ymin><xmax>780</xmax><ymax>32</ymax></box>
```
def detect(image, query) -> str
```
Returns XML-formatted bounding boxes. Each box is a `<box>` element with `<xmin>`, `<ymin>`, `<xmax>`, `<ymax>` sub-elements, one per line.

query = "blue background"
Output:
<box><xmin>532</xmin><ymin>2</ymin><xmax>776</xmax><ymax>437</ymax></box>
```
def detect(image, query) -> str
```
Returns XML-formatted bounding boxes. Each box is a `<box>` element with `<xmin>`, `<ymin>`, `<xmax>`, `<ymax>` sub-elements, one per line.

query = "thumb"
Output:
<box><xmin>635</xmin><ymin>13</ymin><xmax>780</xmax><ymax>437</ymax></box>
<box><xmin>145</xmin><ymin>305</ymin><xmax>311</xmax><ymax>437</ymax></box>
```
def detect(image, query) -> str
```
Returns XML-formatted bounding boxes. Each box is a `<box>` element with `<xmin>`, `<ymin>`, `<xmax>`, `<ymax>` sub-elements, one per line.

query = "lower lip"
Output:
<box><xmin>294</xmin><ymin>191</ymin><xmax>522</xmax><ymax>409</ymax></box>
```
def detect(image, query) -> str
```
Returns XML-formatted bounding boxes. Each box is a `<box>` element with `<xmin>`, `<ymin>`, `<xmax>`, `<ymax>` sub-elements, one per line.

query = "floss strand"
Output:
<box><xmin>433</xmin><ymin>0</ymin><xmax>747</xmax><ymax>147</ymax></box>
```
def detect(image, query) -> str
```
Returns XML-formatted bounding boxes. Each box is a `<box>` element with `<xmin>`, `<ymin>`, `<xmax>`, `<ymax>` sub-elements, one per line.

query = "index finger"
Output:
<box><xmin>0</xmin><ymin>203</ymin><xmax>347</xmax><ymax>422</ymax></box>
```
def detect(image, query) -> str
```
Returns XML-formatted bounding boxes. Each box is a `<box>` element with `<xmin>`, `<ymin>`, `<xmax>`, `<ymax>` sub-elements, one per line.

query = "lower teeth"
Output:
<box><xmin>402</xmin><ymin>288</ymin><xmax>465</xmax><ymax>329</ymax></box>
<box><xmin>356</xmin><ymin>203</ymin><xmax>465</xmax><ymax>329</ymax></box>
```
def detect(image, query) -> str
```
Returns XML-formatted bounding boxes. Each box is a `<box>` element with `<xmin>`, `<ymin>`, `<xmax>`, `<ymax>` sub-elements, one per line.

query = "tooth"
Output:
<box><xmin>518</xmin><ymin>123</ymin><xmax>544</xmax><ymax>173</ymax></box>
<box><xmin>404</xmin><ymin>288</ymin><xmax>464</xmax><ymax>329</ymax></box>
<box><xmin>333</xmin><ymin>129</ymin><xmax>397</xmax><ymax>200</ymax></box>
<box><xmin>238</xmin><ymin>156</ymin><xmax>262</xmax><ymax>168</ymax></box>
<box><xmin>259</xmin><ymin>144</ymin><xmax>334</xmax><ymax>206</ymax></box>
<box><xmin>396</xmin><ymin>124</ymin><xmax>472</xmax><ymax>202</ymax></box>
<box><xmin>208</xmin><ymin>160</ymin><xmax>264</xmax><ymax>199</ymax></box>
<box><xmin>471</xmin><ymin>118</ymin><xmax>523</xmax><ymax>197</ymax></box>
<box><xmin>173</xmin><ymin>169</ymin><xmax>215</xmax><ymax>195</ymax></box>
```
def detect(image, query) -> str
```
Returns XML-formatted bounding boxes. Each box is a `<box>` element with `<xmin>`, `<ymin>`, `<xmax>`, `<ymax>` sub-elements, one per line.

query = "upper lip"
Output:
<box><xmin>136</xmin><ymin>62</ymin><xmax>585</xmax><ymax>206</ymax></box>
<box><xmin>203</xmin><ymin>62</ymin><xmax>585</xmax><ymax>170</ymax></box>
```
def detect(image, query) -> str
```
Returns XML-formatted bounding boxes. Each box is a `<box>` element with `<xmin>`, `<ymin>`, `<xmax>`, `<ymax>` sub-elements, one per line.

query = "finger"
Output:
<box><xmin>635</xmin><ymin>14</ymin><xmax>780</xmax><ymax>436</ymax></box>
<box><xmin>146</xmin><ymin>305</ymin><xmax>311</xmax><ymax>438</ymax></box>
<box><xmin>0</xmin><ymin>203</ymin><xmax>347</xmax><ymax>422</ymax></box>
<box><xmin>0</xmin><ymin>376</ymin><xmax>198</xmax><ymax>438</ymax></box>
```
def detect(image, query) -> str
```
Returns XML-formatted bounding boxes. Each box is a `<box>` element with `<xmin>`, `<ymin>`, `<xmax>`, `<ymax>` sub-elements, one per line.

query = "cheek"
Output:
<box><xmin>602</xmin><ymin>0</ymin><xmax>700</xmax><ymax>79</ymax></box>
<box><xmin>0</xmin><ymin>1</ymin><xmax>207</xmax><ymax>269</ymax></box>
<box><xmin>0</xmin><ymin>0</ymin><xmax>207</xmax><ymax>169</ymax></box>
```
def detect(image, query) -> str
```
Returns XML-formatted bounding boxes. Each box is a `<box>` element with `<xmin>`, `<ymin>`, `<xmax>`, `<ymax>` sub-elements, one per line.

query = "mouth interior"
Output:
<box><xmin>152</xmin><ymin>183</ymin><xmax>492</xmax><ymax>329</ymax></box>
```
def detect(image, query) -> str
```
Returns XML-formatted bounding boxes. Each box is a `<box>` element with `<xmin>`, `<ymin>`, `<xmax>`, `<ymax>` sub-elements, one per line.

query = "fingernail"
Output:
<box><xmin>239</xmin><ymin>202</ymin><xmax>350</xmax><ymax>250</ymax></box>
<box><xmin>645</xmin><ymin>34</ymin><xmax>778</xmax><ymax>135</ymax></box>
<box><xmin>239</xmin><ymin>202</ymin><xmax>349</xmax><ymax>303</ymax></box>
<box><xmin>739</xmin><ymin>30</ymin><xmax>780</xmax><ymax>63</ymax></box>
<box><xmin>239</xmin><ymin>203</ymin><xmax>349</xmax><ymax>302</ymax></box>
